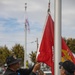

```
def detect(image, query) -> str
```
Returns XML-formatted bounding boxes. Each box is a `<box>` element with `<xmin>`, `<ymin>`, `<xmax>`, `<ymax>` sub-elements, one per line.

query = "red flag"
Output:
<box><xmin>61</xmin><ymin>38</ymin><xmax>75</xmax><ymax>63</ymax></box>
<box><xmin>36</xmin><ymin>14</ymin><xmax>54</xmax><ymax>75</ymax></box>
<box><xmin>36</xmin><ymin>13</ymin><xmax>75</xmax><ymax>75</ymax></box>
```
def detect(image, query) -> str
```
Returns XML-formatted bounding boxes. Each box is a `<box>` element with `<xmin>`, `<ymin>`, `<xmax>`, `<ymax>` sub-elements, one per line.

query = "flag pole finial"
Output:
<box><xmin>47</xmin><ymin>0</ymin><xmax>50</xmax><ymax>14</ymax></box>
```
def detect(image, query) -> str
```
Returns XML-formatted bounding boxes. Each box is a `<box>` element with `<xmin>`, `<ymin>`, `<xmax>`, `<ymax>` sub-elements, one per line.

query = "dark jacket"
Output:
<box><xmin>4</xmin><ymin>67</ymin><xmax>36</xmax><ymax>75</ymax></box>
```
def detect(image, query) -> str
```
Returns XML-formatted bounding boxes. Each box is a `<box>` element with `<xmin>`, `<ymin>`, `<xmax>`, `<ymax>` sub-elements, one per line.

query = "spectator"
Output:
<box><xmin>59</xmin><ymin>60</ymin><xmax>75</xmax><ymax>75</ymax></box>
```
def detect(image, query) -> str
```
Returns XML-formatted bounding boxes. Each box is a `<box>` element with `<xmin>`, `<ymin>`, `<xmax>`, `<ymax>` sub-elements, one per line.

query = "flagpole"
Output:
<box><xmin>24</xmin><ymin>3</ymin><xmax>27</xmax><ymax>68</ymax></box>
<box><xmin>36</xmin><ymin>38</ymin><xmax>39</xmax><ymax>51</ymax></box>
<box><xmin>54</xmin><ymin>0</ymin><xmax>61</xmax><ymax>75</ymax></box>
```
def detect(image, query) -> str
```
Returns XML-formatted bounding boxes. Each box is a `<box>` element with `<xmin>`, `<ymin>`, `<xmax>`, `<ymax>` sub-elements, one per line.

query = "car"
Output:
<box><xmin>44</xmin><ymin>71</ymin><xmax>52</xmax><ymax>75</ymax></box>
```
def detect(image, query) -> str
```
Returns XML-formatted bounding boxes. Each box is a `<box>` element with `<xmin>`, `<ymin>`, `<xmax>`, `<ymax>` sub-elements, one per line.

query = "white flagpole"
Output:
<box><xmin>54</xmin><ymin>0</ymin><xmax>61</xmax><ymax>75</ymax></box>
<box><xmin>24</xmin><ymin>3</ymin><xmax>27</xmax><ymax>68</ymax></box>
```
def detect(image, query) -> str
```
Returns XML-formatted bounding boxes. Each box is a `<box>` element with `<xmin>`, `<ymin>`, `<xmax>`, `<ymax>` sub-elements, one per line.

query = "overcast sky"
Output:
<box><xmin>0</xmin><ymin>0</ymin><xmax>75</xmax><ymax>55</ymax></box>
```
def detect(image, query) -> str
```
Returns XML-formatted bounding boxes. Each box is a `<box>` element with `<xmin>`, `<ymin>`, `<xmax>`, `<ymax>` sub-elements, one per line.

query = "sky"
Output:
<box><xmin>0</xmin><ymin>0</ymin><xmax>75</xmax><ymax>55</ymax></box>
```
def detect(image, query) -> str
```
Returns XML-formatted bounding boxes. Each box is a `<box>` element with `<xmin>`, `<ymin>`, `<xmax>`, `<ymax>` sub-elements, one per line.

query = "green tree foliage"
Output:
<box><xmin>29</xmin><ymin>51</ymin><xmax>37</xmax><ymax>64</ymax></box>
<box><xmin>65</xmin><ymin>38</ymin><xmax>75</xmax><ymax>53</ymax></box>
<box><xmin>11</xmin><ymin>44</ymin><xmax>24</xmax><ymax>65</ymax></box>
<box><xmin>0</xmin><ymin>45</ymin><xmax>11</xmax><ymax>66</ymax></box>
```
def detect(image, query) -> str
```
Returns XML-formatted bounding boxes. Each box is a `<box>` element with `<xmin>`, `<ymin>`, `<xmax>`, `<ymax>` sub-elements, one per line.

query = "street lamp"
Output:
<box><xmin>30</xmin><ymin>38</ymin><xmax>39</xmax><ymax>51</ymax></box>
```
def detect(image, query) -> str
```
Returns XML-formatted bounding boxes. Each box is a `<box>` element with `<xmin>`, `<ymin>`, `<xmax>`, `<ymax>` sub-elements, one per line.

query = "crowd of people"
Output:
<box><xmin>1</xmin><ymin>55</ymin><xmax>75</xmax><ymax>75</ymax></box>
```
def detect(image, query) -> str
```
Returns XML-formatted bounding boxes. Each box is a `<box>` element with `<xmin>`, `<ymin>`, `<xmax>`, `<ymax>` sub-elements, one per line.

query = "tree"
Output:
<box><xmin>64</xmin><ymin>38</ymin><xmax>75</xmax><ymax>54</ymax></box>
<box><xmin>66</xmin><ymin>38</ymin><xmax>75</xmax><ymax>53</ymax></box>
<box><xmin>72</xmin><ymin>39</ymin><xmax>75</xmax><ymax>53</ymax></box>
<box><xmin>11</xmin><ymin>44</ymin><xmax>24</xmax><ymax>65</ymax></box>
<box><xmin>0</xmin><ymin>45</ymin><xmax>11</xmax><ymax>66</ymax></box>
<box><xmin>29</xmin><ymin>51</ymin><xmax>37</xmax><ymax>64</ymax></box>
